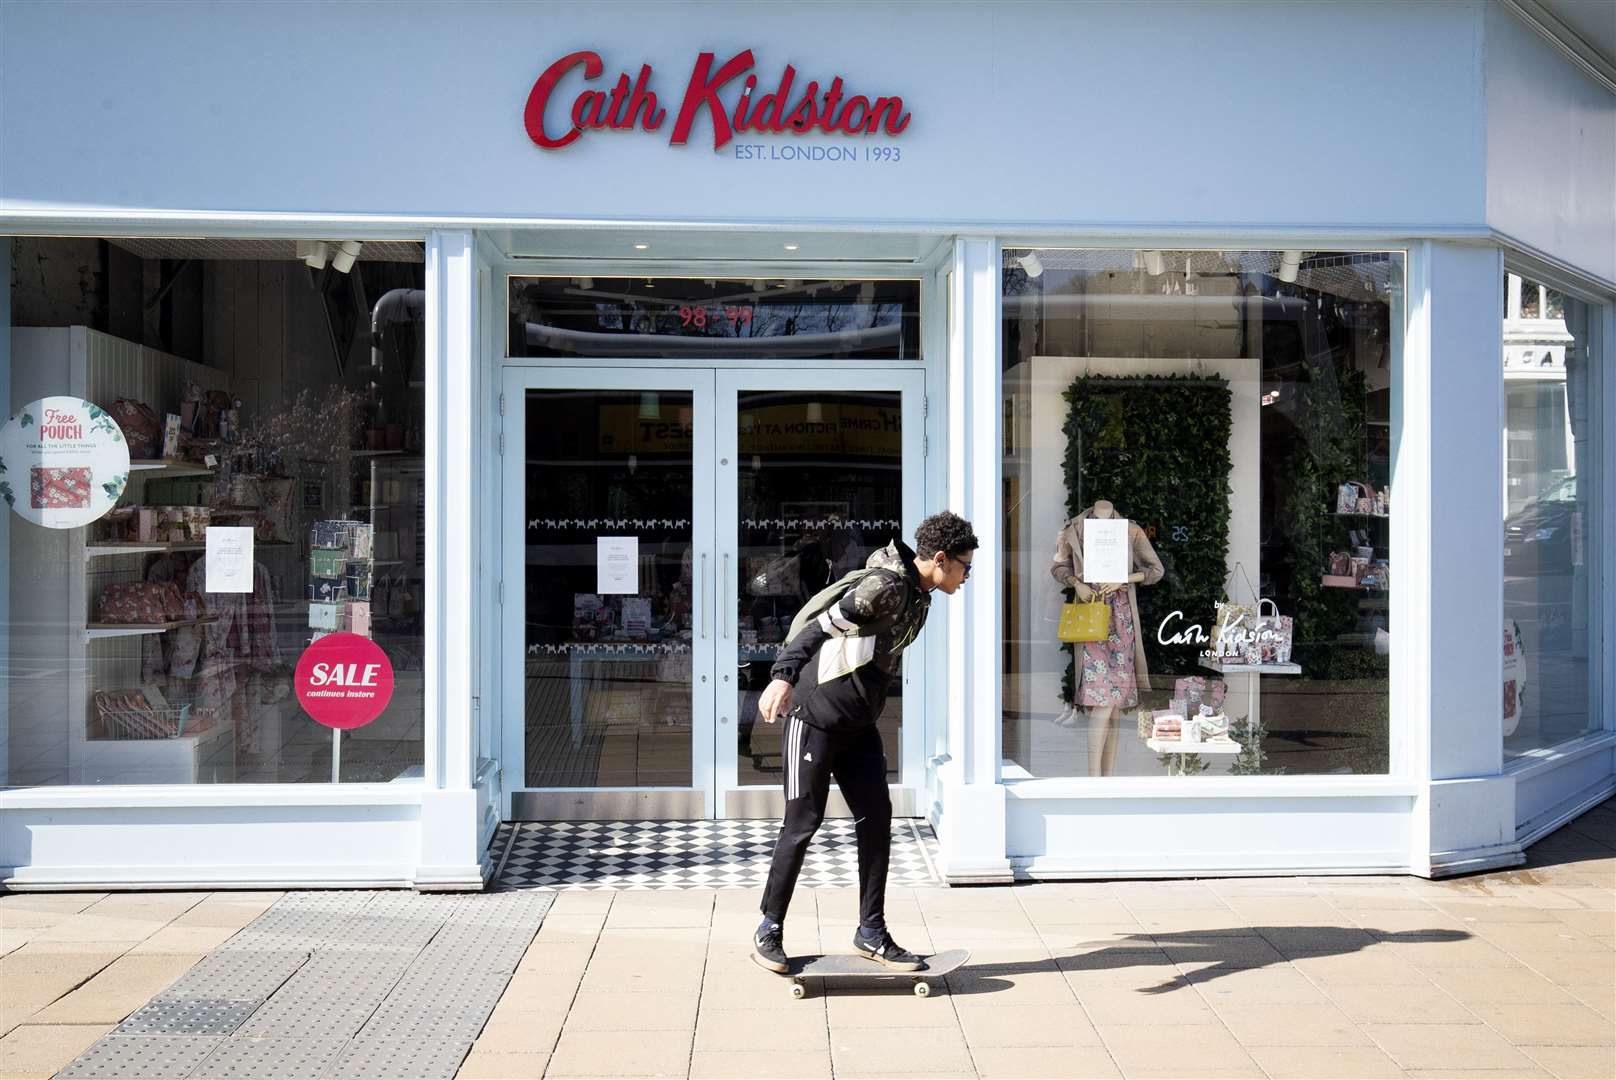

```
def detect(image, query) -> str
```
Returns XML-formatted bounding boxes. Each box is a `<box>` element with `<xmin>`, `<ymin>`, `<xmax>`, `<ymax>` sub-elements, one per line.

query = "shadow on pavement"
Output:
<box><xmin>942</xmin><ymin>925</ymin><xmax>1471</xmax><ymax>998</ymax></box>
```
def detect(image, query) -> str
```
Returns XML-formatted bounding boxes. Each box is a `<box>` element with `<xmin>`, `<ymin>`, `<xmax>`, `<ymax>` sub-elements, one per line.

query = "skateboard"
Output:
<box><xmin>781</xmin><ymin>948</ymin><xmax>969</xmax><ymax>999</ymax></box>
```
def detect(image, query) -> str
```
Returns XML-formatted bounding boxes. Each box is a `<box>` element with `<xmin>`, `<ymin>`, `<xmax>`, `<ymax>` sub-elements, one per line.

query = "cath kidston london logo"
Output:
<box><xmin>523</xmin><ymin>49</ymin><xmax>912</xmax><ymax>151</ymax></box>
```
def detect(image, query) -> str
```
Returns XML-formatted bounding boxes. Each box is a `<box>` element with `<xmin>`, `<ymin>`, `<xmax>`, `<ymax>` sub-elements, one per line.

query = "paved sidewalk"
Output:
<box><xmin>3</xmin><ymin>800</ymin><xmax>1612</xmax><ymax>1080</ymax></box>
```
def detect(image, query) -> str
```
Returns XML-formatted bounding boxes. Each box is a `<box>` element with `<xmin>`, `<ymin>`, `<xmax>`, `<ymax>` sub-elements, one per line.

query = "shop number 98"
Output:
<box><xmin>679</xmin><ymin>305</ymin><xmax>753</xmax><ymax>329</ymax></box>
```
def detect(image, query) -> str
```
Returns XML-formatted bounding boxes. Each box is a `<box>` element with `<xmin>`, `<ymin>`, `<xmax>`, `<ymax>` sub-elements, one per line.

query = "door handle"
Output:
<box><xmin>700</xmin><ymin>552</ymin><xmax>709</xmax><ymax>640</ymax></box>
<box><xmin>723</xmin><ymin>552</ymin><xmax>732</xmax><ymax>638</ymax></box>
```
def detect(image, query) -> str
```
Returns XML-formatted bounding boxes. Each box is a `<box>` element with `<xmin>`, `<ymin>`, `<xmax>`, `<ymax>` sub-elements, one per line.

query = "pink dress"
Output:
<box><xmin>1076</xmin><ymin>587</ymin><xmax>1139</xmax><ymax>709</ymax></box>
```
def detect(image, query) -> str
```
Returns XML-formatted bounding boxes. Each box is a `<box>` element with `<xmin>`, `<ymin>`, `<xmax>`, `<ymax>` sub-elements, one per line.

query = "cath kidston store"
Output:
<box><xmin>1</xmin><ymin>0</ymin><xmax>1611</xmax><ymax>889</ymax></box>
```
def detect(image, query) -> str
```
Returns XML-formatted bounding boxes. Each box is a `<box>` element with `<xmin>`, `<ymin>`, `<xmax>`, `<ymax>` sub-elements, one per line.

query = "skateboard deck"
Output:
<box><xmin>781</xmin><ymin>948</ymin><xmax>969</xmax><ymax>998</ymax></box>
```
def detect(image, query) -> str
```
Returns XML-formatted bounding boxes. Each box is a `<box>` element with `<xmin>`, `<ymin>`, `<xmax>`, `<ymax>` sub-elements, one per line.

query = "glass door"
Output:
<box><xmin>502</xmin><ymin>368</ymin><xmax>716</xmax><ymax>818</ymax></box>
<box><xmin>715</xmin><ymin>370</ymin><xmax>926</xmax><ymax>818</ymax></box>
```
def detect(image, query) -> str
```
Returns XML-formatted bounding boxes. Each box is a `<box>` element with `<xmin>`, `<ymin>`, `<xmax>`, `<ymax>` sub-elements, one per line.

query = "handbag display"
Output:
<box><xmin>109</xmin><ymin>398</ymin><xmax>164</xmax><ymax>459</ymax></box>
<box><xmin>1244</xmin><ymin>598</ymin><xmax>1295</xmax><ymax>666</ymax></box>
<box><xmin>1058</xmin><ymin>600</ymin><xmax>1110</xmax><ymax>643</ymax></box>
<box><xmin>1336</xmin><ymin>480</ymin><xmax>1376</xmax><ymax>515</ymax></box>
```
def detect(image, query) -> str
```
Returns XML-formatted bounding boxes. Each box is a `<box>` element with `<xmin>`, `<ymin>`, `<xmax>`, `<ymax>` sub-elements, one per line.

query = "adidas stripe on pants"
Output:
<box><xmin>761</xmin><ymin>709</ymin><xmax>892</xmax><ymax>931</ymax></box>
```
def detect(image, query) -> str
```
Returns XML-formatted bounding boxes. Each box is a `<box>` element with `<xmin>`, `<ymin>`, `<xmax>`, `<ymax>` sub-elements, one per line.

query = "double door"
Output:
<box><xmin>502</xmin><ymin>367</ymin><xmax>925</xmax><ymax>819</ymax></box>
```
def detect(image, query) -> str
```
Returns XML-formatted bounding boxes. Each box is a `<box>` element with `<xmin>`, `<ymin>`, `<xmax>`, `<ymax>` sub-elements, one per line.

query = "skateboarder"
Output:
<box><xmin>751</xmin><ymin>511</ymin><xmax>978</xmax><ymax>973</ymax></box>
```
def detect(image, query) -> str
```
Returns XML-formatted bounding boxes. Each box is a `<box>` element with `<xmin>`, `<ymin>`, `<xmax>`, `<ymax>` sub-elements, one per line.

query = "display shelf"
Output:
<box><xmin>84</xmin><ymin>541</ymin><xmax>206</xmax><ymax>558</ymax></box>
<box><xmin>1320</xmin><ymin>578</ymin><xmax>1387</xmax><ymax>592</ymax></box>
<box><xmin>129</xmin><ymin>458</ymin><xmax>216</xmax><ymax>478</ymax></box>
<box><xmin>1147</xmin><ymin>738</ymin><xmax>1241</xmax><ymax>755</ymax></box>
<box><xmin>84</xmin><ymin>616</ymin><xmax>218</xmax><ymax>640</ymax></box>
<box><xmin>1199</xmin><ymin>659</ymin><xmax>1302</xmax><ymax>676</ymax></box>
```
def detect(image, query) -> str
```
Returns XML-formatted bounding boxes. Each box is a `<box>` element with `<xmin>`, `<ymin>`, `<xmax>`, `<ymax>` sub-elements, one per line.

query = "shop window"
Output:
<box><xmin>508</xmin><ymin>277</ymin><xmax>920</xmax><ymax>359</ymax></box>
<box><xmin>3</xmin><ymin>236</ymin><xmax>427</xmax><ymax>786</ymax></box>
<box><xmin>1001</xmin><ymin>249</ymin><xmax>1400</xmax><ymax>778</ymax></box>
<box><xmin>1503</xmin><ymin>272</ymin><xmax>1604</xmax><ymax>760</ymax></box>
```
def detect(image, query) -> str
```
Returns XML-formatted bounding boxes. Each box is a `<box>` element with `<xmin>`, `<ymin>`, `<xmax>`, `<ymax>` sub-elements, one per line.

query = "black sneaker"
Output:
<box><xmin>752</xmin><ymin>920</ymin><xmax>787</xmax><ymax>973</ymax></box>
<box><xmin>852</xmin><ymin>927</ymin><xmax>924</xmax><ymax>971</ymax></box>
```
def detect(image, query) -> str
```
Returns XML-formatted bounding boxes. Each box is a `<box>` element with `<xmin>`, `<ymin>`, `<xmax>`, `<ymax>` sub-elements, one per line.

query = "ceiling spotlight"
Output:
<box><xmin>331</xmin><ymin>240</ymin><xmax>363</xmax><ymax>274</ymax></box>
<box><xmin>1016</xmin><ymin>252</ymin><xmax>1044</xmax><ymax>279</ymax></box>
<box><xmin>783</xmin><ymin>243</ymin><xmax>800</xmax><ymax>251</ymax></box>
<box><xmin>644</xmin><ymin>278</ymin><xmax>655</xmax><ymax>288</ymax></box>
<box><xmin>298</xmin><ymin>240</ymin><xmax>330</xmax><ymax>270</ymax></box>
<box><xmin>1142</xmin><ymin>250</ymin><xmax>1166</xmax><ymax>276</ymax></box>
<box><xmin>633</xmin><ymin>242</ymin><xmax>650</xmax><ymax>251</ymax></box>
<box><xmin>1277</xmin><ymin>250</ymin><xmax>1304</xmax><ymax>284</ymax></box>
<box><xmin>858</xmin><ymin>282</ymin><xmax>876</xmax><ymax>305</ymax></box>
<box><xmin>579</xmin><ymin>276</ymin><xmax>594</xmax><ymax>289</ymax></box>
<box><xmin>805</xmin><ymin>402</ymin><xmax>824</xmax><ymax>424</ymax></box>
<box><xmin>752</xmin><ymin>279</ymin><xmax>766</xmax><ymax>291</ymax></box>
<box><xmin>639</xmin><ymin>392</ymin><xmax>660</xmax><ymax>420</ymax></box>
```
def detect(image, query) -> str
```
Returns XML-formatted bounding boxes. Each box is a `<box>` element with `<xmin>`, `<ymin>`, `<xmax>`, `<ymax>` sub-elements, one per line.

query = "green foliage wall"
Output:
<box><xmin>1060</xmin><ymin>375</ymin><xmax>1233</xmax><ymax>691</ymax></box>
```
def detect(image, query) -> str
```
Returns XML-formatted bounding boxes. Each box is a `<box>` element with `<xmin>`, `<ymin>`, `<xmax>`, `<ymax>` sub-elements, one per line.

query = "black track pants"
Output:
<box><xmin>761</xmin><ymin>709</ymin><xmax>891</xmax><ymax>930</ymax></box>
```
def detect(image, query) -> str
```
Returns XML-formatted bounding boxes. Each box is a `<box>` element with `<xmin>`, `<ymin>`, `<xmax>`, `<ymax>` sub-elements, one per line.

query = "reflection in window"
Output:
<box><xmin>1503</xmin><ymin>273</ymin><xmax>1602</xmax><ymax>759</ymax></box>
<box><xmin>1002</xmin><ymin>249</ymin><xmax>1401</xmax><ymax>778</ymax></box>
<box><xmin>509</xmin><ymin>277</ymin><xmax>920</xmax><ymax>359</ymax></box>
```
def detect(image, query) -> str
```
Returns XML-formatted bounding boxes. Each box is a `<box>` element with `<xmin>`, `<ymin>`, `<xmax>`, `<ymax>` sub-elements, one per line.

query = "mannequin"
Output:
<box><xmin>1049</xmin><ymin>500</ymin><xmax>1164</xmax><ymax>776</ymax></box>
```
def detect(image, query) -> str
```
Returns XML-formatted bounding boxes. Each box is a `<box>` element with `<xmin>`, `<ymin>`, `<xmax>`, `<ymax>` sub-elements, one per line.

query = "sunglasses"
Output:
<box><xmin>949</xmin><ymin>555</ymin><xmax>973</xmax><ymax>579</ymax></box>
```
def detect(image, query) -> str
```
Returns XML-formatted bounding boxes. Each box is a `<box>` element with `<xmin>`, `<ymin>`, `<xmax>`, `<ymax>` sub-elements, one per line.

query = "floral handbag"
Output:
<box><xmin>1057</xmin><ymin>600</ymin><xmax>1109</xmax><ymax>643</ymax></box>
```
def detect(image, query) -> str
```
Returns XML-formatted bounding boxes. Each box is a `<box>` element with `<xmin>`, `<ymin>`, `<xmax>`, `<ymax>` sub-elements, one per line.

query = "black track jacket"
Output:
<box><xmin>769</xmin><ymin>539</ymin><xmax>932</xmax><ymax>733</ymax></box>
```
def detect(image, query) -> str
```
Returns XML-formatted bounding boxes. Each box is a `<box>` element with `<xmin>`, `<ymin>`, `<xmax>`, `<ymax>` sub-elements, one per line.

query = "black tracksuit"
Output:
<box><xmin>760</xmin><ymin>540</ymin><xmax>932</xmax><ymax>930</ymax></box>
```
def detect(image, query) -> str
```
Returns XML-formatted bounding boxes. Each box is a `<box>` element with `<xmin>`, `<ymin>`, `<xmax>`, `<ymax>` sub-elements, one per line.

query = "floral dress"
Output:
<box><xmin>1076</xmin><ymin>586</ymin><xmax>1139</xmax><ymax>709</ymax></box>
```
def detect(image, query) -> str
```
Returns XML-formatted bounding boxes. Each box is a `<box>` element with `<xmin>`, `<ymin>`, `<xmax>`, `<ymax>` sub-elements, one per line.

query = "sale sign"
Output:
<box><xmin>295</xmin><ymin>633</ymin><xmax>394</xmax><ymax>730</ymax></box>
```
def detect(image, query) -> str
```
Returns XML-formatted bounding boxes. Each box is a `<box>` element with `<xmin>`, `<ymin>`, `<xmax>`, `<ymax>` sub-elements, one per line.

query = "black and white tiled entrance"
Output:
<box><xmin>491</xmin><ymin>818</ymin><xmax>943</xmax><ymax>890</ymax></box>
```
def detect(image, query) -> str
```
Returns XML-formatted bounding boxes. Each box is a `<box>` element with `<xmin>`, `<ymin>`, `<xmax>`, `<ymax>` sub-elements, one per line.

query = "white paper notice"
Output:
<box><xmin>1082</xmin><ymin>517</ymin><xmax>1130</xmax><ymax>584</ymax></box>
<box><xmin>597</xmin><ymin>537</ymin><xmax>639</xmax><ymax>595</ymax></box>
<box><xmin>205</xmin><ymin>526</ymin><xmax>255</xmax><ymax>593</ymax></box>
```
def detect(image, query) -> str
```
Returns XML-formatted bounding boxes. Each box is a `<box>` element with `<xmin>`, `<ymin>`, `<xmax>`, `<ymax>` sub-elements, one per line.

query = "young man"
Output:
<box><xmin>752</xmin><ymin>511</ymin><xmax>978</xmax><ymax>973</ymax></box>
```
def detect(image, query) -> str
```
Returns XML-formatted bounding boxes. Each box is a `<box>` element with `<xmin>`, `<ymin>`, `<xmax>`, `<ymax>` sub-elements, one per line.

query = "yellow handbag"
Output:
<box><xmin>1058</xmin><ymin>600</ymin><xmax>1110</xmax><ymax>643</ymax></box>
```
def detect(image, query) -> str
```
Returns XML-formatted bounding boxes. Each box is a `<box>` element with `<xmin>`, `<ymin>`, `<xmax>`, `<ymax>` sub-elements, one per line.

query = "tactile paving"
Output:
<box><xmin>233</xmin><ymin>985</ymin><xmax>388</xmax><ymax>1039</ymax></box>
<box><xmin>189</xmin><ymin>1035</ymin><xmax>349</xmax><ymax>1079</ymax></box>
<box><xmin>161</xmin><ymin>950</ymin><xmax>308</xmax><ymax>1001</ymax></box>
<box><xmin>327</xmin><ymin>1036</ymin><xmax>474</xmax><ymax>1080</ymax></box>
<box><xmin>55</xmin><ymin>886</ymin><xmax>555</xmax><ymax>1079</ymax></box>
<box><xmin>56</xmin><ymin>1036</ymin><xmax>223</xmax><ymax>1079</ymax></box>
<box><xmin>116</xmin><ymin>998</ymin><xmax>257</xmax><ymax>1036</ymax></box>
<box><xmin>281</xmin><ymin>950</ymin><xmax>412</xmax><ymax>987</ymax></box>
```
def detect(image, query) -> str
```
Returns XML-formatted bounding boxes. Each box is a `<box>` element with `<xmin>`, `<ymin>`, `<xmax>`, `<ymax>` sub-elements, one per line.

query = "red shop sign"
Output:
<box><xmin>295</xmin><ymin>633</ymin><xmax>395</xmax><ymax>731</ymax></box>
<box><xmin>524</xmin><ymin>48</ymin><xmax>912</xmax><ymax>152</ymax></box>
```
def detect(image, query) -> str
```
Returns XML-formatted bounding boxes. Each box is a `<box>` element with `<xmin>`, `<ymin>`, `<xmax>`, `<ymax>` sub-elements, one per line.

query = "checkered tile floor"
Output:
<box><xmin>491</xmin><ymin>818</ymin><xmax>943</xmax><ymax>890</ymax></box>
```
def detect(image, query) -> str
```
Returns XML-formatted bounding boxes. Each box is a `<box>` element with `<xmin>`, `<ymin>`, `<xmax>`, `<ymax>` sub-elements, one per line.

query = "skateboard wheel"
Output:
<box><xmin>913</xmin><ymin>980</ymin><xmax>931</xmax><ymax>997</ymax></box>
<box><xmin>790</xmin><ymin>983</ymin><xmax>807</xmax><ymax>1000</ymax></box>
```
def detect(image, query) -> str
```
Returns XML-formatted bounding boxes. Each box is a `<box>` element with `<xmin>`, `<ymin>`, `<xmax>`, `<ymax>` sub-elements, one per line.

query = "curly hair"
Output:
<box><xmin>914</xmin><ymin>511</ymin><xmax>978</xmax><ymax>559</ymax></box>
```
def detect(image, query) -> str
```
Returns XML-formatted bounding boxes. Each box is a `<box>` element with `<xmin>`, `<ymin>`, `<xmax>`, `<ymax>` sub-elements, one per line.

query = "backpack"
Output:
<box><xmin>783</xmin><ymin>566</ymin><xmax>906</xmax><ymax>646</ymax></box>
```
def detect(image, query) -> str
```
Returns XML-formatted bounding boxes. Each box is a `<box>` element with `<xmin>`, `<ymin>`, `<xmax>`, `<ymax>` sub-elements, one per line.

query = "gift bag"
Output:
<box><xmin>1336</xmin><ymin>481</ymin><xmax>1371</xmax><ymax>515</ymax></box>
<box><xmin>1058</xmin><ymin>601</ymin><xmax>1110</xmax><ymax>643</ymax></box>
<box><xmin>1244</xmin><ymin>598</ymin><xmax>1294</xmax><ymax>666</ymax></box>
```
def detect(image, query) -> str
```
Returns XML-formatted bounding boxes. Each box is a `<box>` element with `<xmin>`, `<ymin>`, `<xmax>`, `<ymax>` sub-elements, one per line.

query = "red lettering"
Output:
<box><xmin>784</xmin><ymin>80</ymin><xmax>819</xmax><ymax>132</ymax></box>
<box><xmin>868</xmin><ymin>95</ymin><xmax>911</xmax><ymax>135</ymax></box>
<box><xmin>605</xmin><ymin>73</ymin><xmax>632</xmax><ymax>128</ymax></box>
<box><xmin>752</xmin><ymin>65</ymin><xmax>795</xmax><ymax>133</ymax></box>
<box><xmin>621</xmin><ymin>64</ymin><xmax>665</xmax><ymax>131</ymax></box>
<box><xmin>524</xmin><ymin>49</ymin><xmax>913</xmax><ymax>151</ymax></box>
<box><xmin>670</xmin><ymin>49</ymin><xmax>755</xmax><ymax>149</ymax></box>
<box><xmin>817</xmin><ymin>76</ymin><xmax>844</xmax><ymax>133</ymax></box>
<box><xmin>836</xmin><ymin>94</ymin><xmax>870</xmax><ymax>134</ymax></box>
<box><xmin>524</xmin><ymin>50</ymin><xmax>603</xmax><ymax>150</ymax></box>
<box><xmin>570</xmin><ymin>89</ymin><xmax>610</xmax><ymax>132</ymax></box>
<box><xmin>732</xmin><ymin>74</ymin><xmax>759</xmax><ymax>132</ymax></box>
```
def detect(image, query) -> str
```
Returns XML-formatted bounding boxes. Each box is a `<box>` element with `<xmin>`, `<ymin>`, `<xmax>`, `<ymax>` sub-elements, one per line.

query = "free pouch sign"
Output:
<box><xmin>0</xmin><ymin>396</ymin><xmax>130</xmax><ymax>528</ymax></box>
<box><xmin>295</xmin><ymin>633</ymin><xmax>394</xmax><ymax>730</ymax></box>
